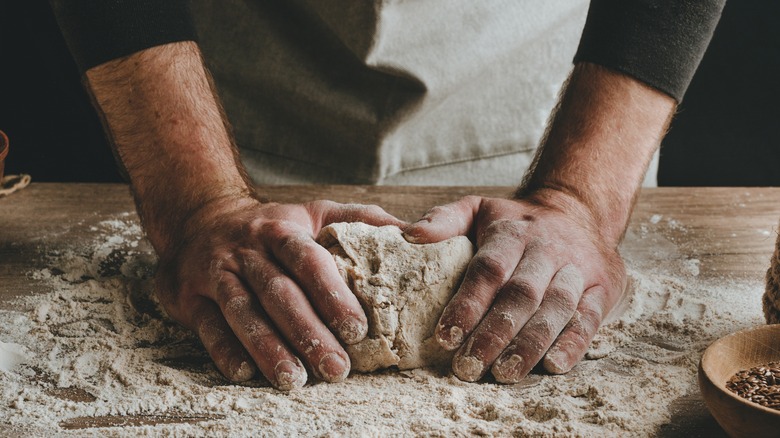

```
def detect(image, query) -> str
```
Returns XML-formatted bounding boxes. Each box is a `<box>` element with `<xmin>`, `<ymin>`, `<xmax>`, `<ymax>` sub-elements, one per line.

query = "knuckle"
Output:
<box><xmin>246</xmin><ymin>217</ymin><xmax>266</xmax><ymax>237</ymax></box>
<box><xmin>485</xmin><ymin>218</ymin><xmax>529</xmax><ymax>239</ymax></box>
<box><xmin>220</xmin><ymin>293</ymin><xmax>278</xmax><ymax>346</ymax></box>
<box><xmin>555</xmin><ymin>264</ymin><xmax>585</xmax><ymax>290</ymax></box>
<box><xmin>560</xmin><ymin>312</ymin><xmax>596</xmax><ymax>349</ymax></box>
<box><xmin>307</xmin><ymin>200</ymin><xmax>339</xmax><ymax>219</ymax></box>
<box><xmin>217</xmin><ymin>282</ymin><xmax>248</xmax><ymax>309</ymax></box>
<box><xmin>322</xmin><ymin>201</ymin><xmax>390</xmax><ymax>223</ymax></box>
<box><xmin>502</xmin><ymin>278</ymin><xmax>544</xmax><ymax>306</ymax></box>
<box><xmin>208</xmin><ymin>252</ymin><xmax>237</xmax><ymax>280</ymax></box>
<box><xmin>545</xmin><ymin>286</ymin><xmax>580</xmax><ymax>314</ymax></box>
<box><xmin>237</xmin><ymin>249</ymin><xmax>263</xmax><ymax>273</ymax></box>
<box><xmin>260</xmin><ymin>220</ymin><xmax>295</xmax><ymax>239</ymax></box>
<box><xmin>260</xmin><ymin>275</ymin><xmax>291</xmax><ymax>302</ymax></box>
<box><xmin>522</xmin><ymin>321</ymin><xmax>555</xmax><ymax>350</ymax></box>
<box><xmin>279</xmin><ymin>232</ymin><xmax>312</xmax><ymax>254</ymax></box>
<box><xmin>209</xmin><ymin>340</ymin><xmax>237</xmax><ymax>366</ymax></box>
<box><xmin>470</xmin><ymin>252</ymin><xmax>509</xmax><ymax>283</ymax></box>
<box><xmin>484</xmin><ymin>219</ymin><xmax>509</xmax><ymax>234</ymax></box>
<box><xmin>222</xmin><ymin>293</ymin><xmax>251</xmax><ymax>316</ymax></box>
<box><xmin>244</xmin><ymin>320</ymin><xmax>275</xmax><ymax>346</ymax></box>
<box><xmin>155</xmin><ymin>273</ymin><xmax>198</xmax><ymax>323</ymax></box>
<box><xmin>365</xmin><ymin>204</ymin><xmax>389</xmax><ymax>218</ymax></box>
<box><xmin>421</xmin><ymin>205</ymin><xmax>446</xmax><ymax>220</ymax></box>
<box><xmin>312</xmin><ymin>199</ymin><xmax>337</xmax><ymax>210</ymax></box>
<box><xmin>577</xmin><ymin>297</ymin><xmax>605</xmax><ymax>330</ymax></box>
<box><xmin>204</xmin><ymin>319</ymin><xmax>230</xmax><ymax>344</ymax></box>
<box><xmin>461</xmin><ymin>195</ymin><xmax>482</xmax><ymax>209</ymax></box>
<box><xmin>517</xmin><ymin>332</ymin><xmax>548</xmax><ymax>357</ymax></box>
<box><xmin>444</xmin><ymin>298</ymin><xmax>485</xmax><ymax>329</ymax></box>
<box><xmin>280</xmin><ymin>234</ymin><xmax>323</xmax><ymax>269</ymax></box>
<box><xmin>480</xmin><ymin>325</ymin><xmax>514</xmax><ymax>348</ymax></box>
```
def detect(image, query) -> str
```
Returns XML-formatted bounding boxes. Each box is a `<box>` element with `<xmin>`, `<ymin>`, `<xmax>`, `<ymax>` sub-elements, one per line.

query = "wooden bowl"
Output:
<box><xmin>699</xmin><ymin>324</ymin><xmax>780</xmax><ymax>437</ymax></box>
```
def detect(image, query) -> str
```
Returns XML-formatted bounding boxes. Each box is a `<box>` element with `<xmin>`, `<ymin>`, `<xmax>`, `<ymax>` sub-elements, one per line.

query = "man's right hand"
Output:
<box><xmin>83</xmin><ymin>41</ymin><xmax>408</xmax><ymax>390</ymax></box>
<box><xmin>154</xmin><ymin>195</ymin><xmax>404</xmax><ymax>390</ymax></box>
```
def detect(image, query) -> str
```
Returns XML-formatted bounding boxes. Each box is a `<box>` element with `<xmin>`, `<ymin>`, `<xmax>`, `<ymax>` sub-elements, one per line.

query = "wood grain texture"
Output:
<box><xmin>1</xmin><ymin>183</ymin><xmax>779</xmax><ymax>434</ymax></box>
<box><xmin>2</xmin><ymin>184</ymin><xmax>777</xmax><ymax>306</ymax></box>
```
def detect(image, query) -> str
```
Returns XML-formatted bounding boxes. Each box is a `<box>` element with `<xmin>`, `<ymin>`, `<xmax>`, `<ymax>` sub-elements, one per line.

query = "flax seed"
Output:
<box><xmin>727</xmin><ymin>361</ymin><xmax>780</xmax><ymax>410</ymax></box>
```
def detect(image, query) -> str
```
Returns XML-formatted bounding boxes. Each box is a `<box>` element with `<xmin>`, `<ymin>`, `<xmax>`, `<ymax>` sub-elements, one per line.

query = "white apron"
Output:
<box><xmin>191</xmin><ymin>1</ymin><xmax>659</xmax><ymax>186</ymax></box>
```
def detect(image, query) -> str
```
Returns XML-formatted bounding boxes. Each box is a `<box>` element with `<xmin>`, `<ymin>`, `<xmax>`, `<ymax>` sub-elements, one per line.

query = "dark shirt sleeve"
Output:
<box><xmin>50</xmin><ymin>0</ymin><xmax>197</xmax><ymax>73</ymax></box>
<box><xmin>574</xmin><ymin>0</ymin><xmax>726</xmax><ymax>101</ymax></box>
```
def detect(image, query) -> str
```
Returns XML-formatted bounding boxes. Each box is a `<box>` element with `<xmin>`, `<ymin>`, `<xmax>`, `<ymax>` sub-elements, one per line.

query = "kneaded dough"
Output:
<box><xmin>317</xmin><ymin>222</ymin><xmax>474</xmax><ymax>372</ymax></box>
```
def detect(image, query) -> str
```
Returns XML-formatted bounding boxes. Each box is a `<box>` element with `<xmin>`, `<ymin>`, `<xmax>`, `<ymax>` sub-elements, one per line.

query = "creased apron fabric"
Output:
<box><xmin>191</xmin><ymin>0</ymin><xmax>659</xmax><ymax>186</ymax></box>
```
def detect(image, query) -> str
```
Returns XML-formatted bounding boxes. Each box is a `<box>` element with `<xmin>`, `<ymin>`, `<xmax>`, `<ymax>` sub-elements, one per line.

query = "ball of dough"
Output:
<box><xmin>317</xmin><ymin>222</ymin><xmax>474</xmax><ymax>372</ymax></box>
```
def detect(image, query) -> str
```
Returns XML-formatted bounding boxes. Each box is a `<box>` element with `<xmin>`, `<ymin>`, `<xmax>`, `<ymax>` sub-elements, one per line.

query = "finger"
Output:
<box><xmin>403</xmin><ymin>196</ymin><xmax>482</xmax><ymax>244</ymax></box>
<box><xmin>542</xmin><ymin>285</ymin><xmax>611</xmax><ymax>374</ymax></box>
<box><xmin>315</xmin><ymin>201</ymin><xmax>406</xmax><ymax>228</ymax></box>
<box><xmin>490</xmin><ymin>264</ymin><xmax>585</xmax><ymax>384</ymax></box>
<box><xmin>435</xmin><ymin>222</ymin><xmax>528</xmax><ymax>350</ymax></box>
<box><xmin>241</xmin><ymin>252</ymin><xmax>352</xmax><ymax>383</ymax></box>
<box><xmin>449</xmin><ymin>250</ymin><xmax>558</xmax><ymax>382</ymax></box>
<box><xmin>270</xmin><ymin>228</ymin><xmax>368</xmax><ymax>344</ymax></box>
<box><xmin>214</xmin><ymin>273</ymin><xmax>308</xmax><ymax>390</ymax></box>
<box><xmin>189</xmin><ymin>297</ymin><xmax>257</xmax><ymax>383</ymax></box>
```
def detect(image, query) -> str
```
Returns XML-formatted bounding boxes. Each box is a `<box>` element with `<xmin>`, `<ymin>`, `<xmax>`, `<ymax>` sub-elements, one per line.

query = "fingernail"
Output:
<box><xmin>402</xmin><ymin>231</ymin><xmax>422</xmax><ymax>244</ymax></box>
<box><xmin>231</xmin><ymin>360</ymin><xmax>256</xmax><ymax>382</ymax></box>
<box><xmin>414</xmin><ymin>214</ymin><xmax>433</xmax><ymax>224</ymax></box>
<box><xmin>274</xmin><ymin>359</ymin><xmax>307</xmax><ymax>391</ymax></box>
<box><xmin>437</xmin><ymin>324</ymin><xmax>464</xmax><ymax>351</ymax></box>
<box><xmin>318</xmin><ymin>353</ymin><xmax>350</xmax><ymax>382</ymax></box>
<box><xmin>339</xmin><ymin>316</ymin><xmax>367</xmax><ymax>345</ymax></box>
<box><xmin>492</xmin><ymin>354</ymin><xmax>524</xmax><ymax>384</ymax></box>
<box><xmin>543</xmin><ymin>350</ymin><xmax>569</xmax><ymax>375</ymax></box>
<box><xmin>404</xmin><ymin>236</ymin><xmax>420</xmax><ymax>244</ymax></box>
<box><xmin>452</xmin><ymin>354</ymin><xmax>485</xmax><ymax>382</ymax></box>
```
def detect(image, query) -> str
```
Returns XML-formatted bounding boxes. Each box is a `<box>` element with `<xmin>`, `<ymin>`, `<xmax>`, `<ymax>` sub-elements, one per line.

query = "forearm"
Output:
<box><xmin>85</xmin><ymin>41</ymin><xmax>252</xmax><ymax>254</ymax></box>
<box><xmin>79</xmin><ymin>41</ymin><xmax>409</xmax><ymax>389</ymax></box>
<box><xmin>518</xmin><ymin>62</ymin><xmax>676</xmax><ymax>244</ymax></box>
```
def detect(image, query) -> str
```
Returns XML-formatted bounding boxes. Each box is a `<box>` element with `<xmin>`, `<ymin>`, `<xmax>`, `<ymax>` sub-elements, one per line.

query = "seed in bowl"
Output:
<box><xmin>726</xmin><ymin>361</ymin><xmax>780</xmax><ymax>410</ymax></box>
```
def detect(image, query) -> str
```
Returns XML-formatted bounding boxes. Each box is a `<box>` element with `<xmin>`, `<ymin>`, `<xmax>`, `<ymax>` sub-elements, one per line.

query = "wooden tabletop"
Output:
<box><xmin>3</xmin><ymin>184</ymin><xmax>777</xmax><ymax>293</ymax></box>
<box><xmin>2</xmin><ymin>183</ymin><xmax>780</xmax><ymax>435</ymax></box>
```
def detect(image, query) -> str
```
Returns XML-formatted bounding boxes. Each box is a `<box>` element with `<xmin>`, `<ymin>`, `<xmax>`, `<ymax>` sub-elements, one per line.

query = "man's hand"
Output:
<box><xmin>155</xmin><ymin>195</ymin><xmax>403</xmax><ymax>390</ymax></box>
<box><xmin>83</xmin><ymin>41</ymin><xmax>409</xmax><ymax>390</ymax></box>
<box><xmin>404</xmin><ymin>192</ymin><xmax>625</xmax><ymax>383</ymax></box>
<box><xmin>406</xmin><ymin>63</ymin><xmax>676</xmax><ymax>382</ymax></box>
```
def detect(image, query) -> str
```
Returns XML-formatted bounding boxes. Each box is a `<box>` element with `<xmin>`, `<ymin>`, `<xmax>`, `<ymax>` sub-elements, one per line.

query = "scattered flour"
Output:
<box><xmin>681</xmin><ymin>259</ymin><xmax>701</xmax><ymax>277</ymax></box>
<box><xmin>0</xmin><ymin>214</ymin><xmax>765</xmax><ymax>436</ymax></box>
<box><xmin>0</xmin><ymin>342</ymin><xmax>28</xmax><ymax>373</ymax></box>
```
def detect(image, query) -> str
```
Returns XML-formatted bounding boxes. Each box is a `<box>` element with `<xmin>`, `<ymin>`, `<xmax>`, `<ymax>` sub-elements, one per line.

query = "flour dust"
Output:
<box><xmin>0</xmin><ymin>213</ymin><xmax>765</xmax><ymax>436</ymax></box>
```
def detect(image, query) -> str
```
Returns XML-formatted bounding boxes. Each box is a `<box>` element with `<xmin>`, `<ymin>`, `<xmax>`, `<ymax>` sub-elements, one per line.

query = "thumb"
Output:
<box><xmin>403</xmin><ymin>196</ymin><xmax>481</xmax><ymax>244</ymax></box>
<box><xmin>315</xmin><ymin>201</ymin><xmax>407</xmax><ymax>229</ymax></box>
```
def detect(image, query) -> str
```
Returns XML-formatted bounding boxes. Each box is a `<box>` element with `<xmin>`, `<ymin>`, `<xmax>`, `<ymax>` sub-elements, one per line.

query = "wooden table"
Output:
<box><xmin>2</xmin><ymin>183</ymin><xmax>779</xmax><ymax>435</ymax></box>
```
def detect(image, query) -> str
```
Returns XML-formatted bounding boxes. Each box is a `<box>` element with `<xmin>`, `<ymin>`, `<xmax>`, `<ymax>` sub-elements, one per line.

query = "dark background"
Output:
<box><xmin>1</xmin><ymin>1</ymin><xmax>778</xmax><ymax>185</ymax></box>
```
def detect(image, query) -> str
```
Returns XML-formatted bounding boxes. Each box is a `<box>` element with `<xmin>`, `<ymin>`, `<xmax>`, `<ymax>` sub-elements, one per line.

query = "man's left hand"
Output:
<box><xmin>404</xmin><ymin>191</ymin><xmax>626</xmax><ymax>383</ymax></box>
